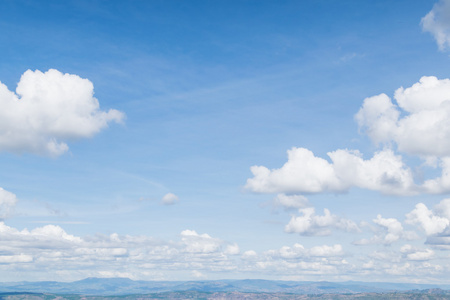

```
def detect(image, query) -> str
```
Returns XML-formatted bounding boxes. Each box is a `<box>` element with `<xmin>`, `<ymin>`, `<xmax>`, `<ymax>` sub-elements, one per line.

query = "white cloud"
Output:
<box><xmin>240</xmin><ymin>243</ymin><xmax>350</xmax><ymax>277</ymax></box>
<box><xmin>1</xmin><ymin>221</ymin><xmax>449</xmax><ymax>282</ymax></box>
<box><xmin>0</xmin><ymin>188</ymin><xmax>17</xmax><ymax>219</ymax></box>
<box><xmin>246</xmin><ymin>147</ymin><xmax>343</xmax><ymax>194</ymax></box>
<box><xmin>224</xmin><ymin>243</ymin><xmax>240</xmax><ymax>255</ymax></box>
<box><xmin>373</xmin><ymin>215</ymin><xmax>402</xmax><ymax>241</ymax></box>
<box><xmin>401</xmin><ymin>245</ymin><xmax>435</xmax><ymax>261</ymax></box>
<box><xmin>0</xmin><ymin>69</ymin><xmax>124</xmax><ymax>156</ymax></box>
<box><xmin>97</xmin><ymin>271</ymin><xmax>137</xmax><ymax>279</ymax></box>
<box><xmin>434</xmin><ymin>198</ymin><xmax>450</xmax><ymax>219</ymax></box>
<box><xmin>266</xmin><ymin>243</ymin><xmax>344</xmax><ymax>259</ymax></box>
<box><xmin>161</xmin><ymin>193</ymin><xmax>179</xmax><ymax>205</ymax></box>
<box><xmin>242</xmin><ymin>250</ymin><xmax>257</xmax><ymax>259</ymax></box>
<box><xmin>191</xmin><ymin>270</ymin><xmax>206</xmax><ymax>278</ymax></box>
<box><xmin>422</xmin><ymin>158</ymin><xmax>450</xmax><ymax>194</ymax></box>
<box><xmin>180</xmin><ymin>230</ymin><xmax>222</xmax><ymax>253</ymax></box>
<box><xmin>309</xmin><ymin>244</ymin><xmax>344</xmax><ymax>257</ymax></box>
<box><xmin>0</xmin><ymin>254</ymin><xmax>33</xmax><ymax>263</ymax></box>
<box><xmin>406</xmin><ymin>202</ymin><xmax>450</xmax><ymax>236</ymax></box>
<box><xmin>0</xmin><ymin>222</ymin><xmax>242</xmax><ymax>281</ymax></box>
<box><xmin>246</xmin><ymin>147</ymin><xmax>416</xmax><ymax>196</ymax></box>
<box><xmin>422</xmin><ymin>0</ymin><xmax>450</xmax><ymax>51</ymax></box>
<box><xmin>247</xmin><ymin>76</ymin><xmax>450</xmax><ymax>198</ymax></box>
<box><xmin>355</xmin><ymin>215</ymin><xmax>417</xmax><ymax>245</ymax></box>
<box><xmin>330</xmin><ymin>149</ymin><xmax>416</xmax><ymax>195</ymax></box>
<box><xmin>284</xmin><ymin>207</ymin><xmax>359</xmax><ymax>236</ymax></box>
<box><xmin>406</xmin><ymin>249</ymin><xmax>434</xmax><ymax>261</ymax></box>
<box><xmin>273</xmin><ymin>193</ymin><xmax>309</xmax><ymax>210</ymax></box>
<box><xmin>373</xmin><ymin>215</ymin><xmax>405</xmax><ymax>244</ymax></box>
<box><xmin>356</xmin><ymin>76</ymin><xmax>450</xmax><ymax>158</ymax></box>
<box><xmin>354</xmin><ymin>93</ymin><xmax>399</xmax><ymax>145</ymax></box>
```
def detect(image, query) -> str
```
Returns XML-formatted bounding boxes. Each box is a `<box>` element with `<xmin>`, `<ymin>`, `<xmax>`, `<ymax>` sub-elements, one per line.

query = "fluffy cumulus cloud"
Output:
<box><xmin>246</xmin><ymin>147</ymin><xmax>416</xmax><ymax>196</ymax></box>
<box><xmin>356</xmin><ymin>76</ymin><xmax>450</xmax><ymax>158</ymax></box>
<box><xmin>422</xmin><ymin>0</ymin><xmax>450</xmax><ymax>51</ymax></box>
<box><xmin>0</xmin><ymin>69</ymin><xmax>124</xmax><ymax>156</ymax></box>
<box><xmin>406</xmin><ymin>200</ymin><xmax>450</xmax><ymax>236</ymax></box>
<box><xmin>284</xmin><ymin>207</ymin><xmax>359</xmax><ymax>236</ymax></box>
<box><xmin>247</xmin><ymin>76</ymin><xmax>450</xmax><ymax>198</ymax></box>
<box><xmin>0</xmin><ymin>188</ymin><xmax>17</xmax><ymax>219</ymax></box>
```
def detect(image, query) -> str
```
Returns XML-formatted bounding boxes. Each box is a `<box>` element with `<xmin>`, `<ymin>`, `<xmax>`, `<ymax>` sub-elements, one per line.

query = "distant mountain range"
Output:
<box><xmin>0</xmin><ymin>278</ymin><xmax>449</xmax><ymax>296</ymax></box>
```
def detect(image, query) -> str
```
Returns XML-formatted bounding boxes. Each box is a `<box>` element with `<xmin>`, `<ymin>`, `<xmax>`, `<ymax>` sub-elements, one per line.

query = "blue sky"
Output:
<box><xmin>3</xmin><ymin>0</ymin><xmax>450</xmax><ymax>283</ymax></box>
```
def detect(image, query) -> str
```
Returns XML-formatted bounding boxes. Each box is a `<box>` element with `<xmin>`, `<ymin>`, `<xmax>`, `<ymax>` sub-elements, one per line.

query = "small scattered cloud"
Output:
<box><xmin>224</xmin><ymin>243</ymin><xmax>240</xmax><ymax>255</ymax></box>
<box><xmin>0</xmin><ymin>188</ymin><xmax>18</xmax><ymax>219</ymax></box>
<box><xmin>354</xmin><ymin>215</ymin><xmax>417</xmax><ymax>246</ymax></box>
<box><xmin>266</xmin><ymin>243</ymin><xmax>344</xmax><ymax>259</ymax></box>
<box><xmin>180</xmin><ymin>229</ymin><xmax>222</xmax><ymax>253</ymax></box>
<box><xmin>284</xmin><ymin>207</ymin><xmax>359</xmax><ymax>236</ymax></box>
<box><xmin>401</xmin><ymin>245</ymin><xmax>435</xmax><ymax>261</ymax></box>
<box><xmin>191</xmin><ymin>270</ymin><xmax>206</xmax><ymax>278</ymax></box>
<box><xmin>406</xmin><ymin>200</ymin><xmax>450</xmax><ymax>236</ymax></box>
<box><xmin>422</xmin><ymin>0</ymin><xmax>450</xmax><ymax>51</ymax></box>
<box><xmin>273</xmin><ymin>193</ymin><xmax>309</xmax><ymax>210</ymax></box>
<box><xmin>161</xmin><ymin>193</ymin><xmax>179</xmax><ymax>205</ymax></box>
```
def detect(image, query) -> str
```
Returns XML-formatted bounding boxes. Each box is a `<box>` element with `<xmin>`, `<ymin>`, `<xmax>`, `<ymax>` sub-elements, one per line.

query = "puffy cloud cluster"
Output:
<box><xmin>0</xmin><ymin>69</ymin><xmax>124</xmax><ymax>156</ymax></box>
<box><xmin>285</xmin><ymin>207</ymin><xmax>359</xmax><ymax>236</ymax></box>
<box><xmin>360</xmin><ymin>247</ymin><xmax>443</xmax><ymax>280</ymax></box>
<box><xmin>373</xmin><ymin>215</ymin><xmax>405</xmax><ymax>244</ymax></box>
<box><xmin>239</xmin><ymin>243</ymin><xmax>350</xmax><ymax>277</ymax></box>
<box><xmin>246</xmin><ymin>147</ymin><xmax>415</xmax><ymax>196</ymax></box>
<box><xmin>247</xmin><ymin>76</ymin><xmax>450</xmax><ymax>197</ymax></box>
<box><xmin>3</xmin><ymin>220</ymin><xmax>450</xmax><ymax>282</ymax></box>
<box><xmin>422</xmin><ymin>0</ymin><xmax>450</xmax><ymax>51</ymax></box>
<box><xmin>355</xmin><ymin>215</ymin><xmax>417</xmax><ymax>246</ymax></box>
<box><xmin>0</xmin><ymin>221</ymin><xmax>358</xmax><ymax>281</ymax></box>
<box><xmin>0</xmin><ymin>222</ymin><xmax>241</xmax><ymax>281</ymax></box>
